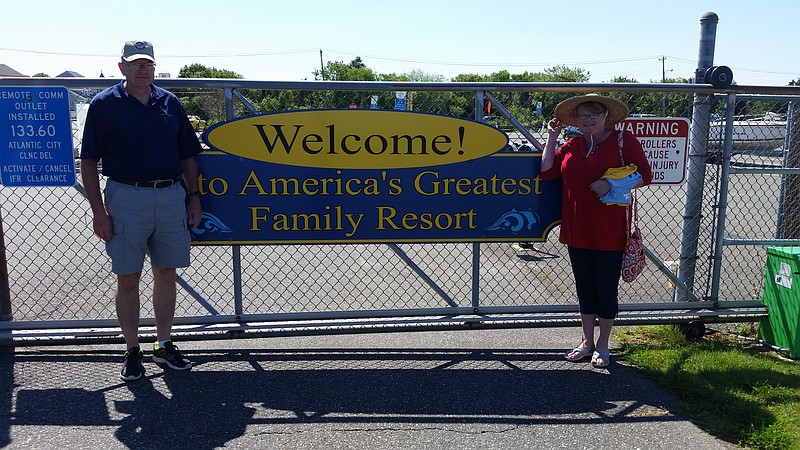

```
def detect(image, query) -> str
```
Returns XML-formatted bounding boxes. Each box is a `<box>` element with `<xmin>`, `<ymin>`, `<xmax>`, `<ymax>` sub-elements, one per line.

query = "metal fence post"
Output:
<box><xmin>473</xmin><ymin>91</ymin><xmax>485</xmax><ymax>309</ymax></box>
<box><xmin>778</xmin><ymin>102</ymin><xmax>800</xmax><ymax>238</ymax></box>
<box><xmin>0</xmin><ymin>208</ymin><xmax>12</xmax><ymax>321</ymax></box>
<box><xmin>224</xmin><ymin>87</ymin><xmax>244</xmax><ymax>315</ymax></box>
<box><xmin>675</xmin><ymin>11</ymin><xmax>719</xmax><ymax>302</ymax></box>
<box><xmin>709</xmin><ymin>93</ymin><xmax>736</xmax><ymax>301</ymax></box>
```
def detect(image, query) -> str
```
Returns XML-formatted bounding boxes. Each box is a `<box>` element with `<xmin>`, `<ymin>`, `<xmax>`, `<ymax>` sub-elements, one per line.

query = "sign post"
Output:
<box><xmin>0</xmin><ymin>86</ymin><xmax>76</xmax><ymax>187</ymax></box>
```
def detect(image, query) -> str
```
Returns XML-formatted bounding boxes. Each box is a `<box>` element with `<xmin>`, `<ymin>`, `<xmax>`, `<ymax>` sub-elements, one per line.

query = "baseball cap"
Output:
<box><xmin>121</xmin><ymin>41</ymin><xmax>155</xmax><ymax>62</ymax></box>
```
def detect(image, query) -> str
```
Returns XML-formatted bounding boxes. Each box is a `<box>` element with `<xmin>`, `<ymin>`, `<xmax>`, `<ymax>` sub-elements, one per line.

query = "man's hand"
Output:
<box><xmin>187</xmin><ymin>196</ymin><xmax>202</xmax><ymax>230</ymax></box>
<box><xmin>93</xmin><ymin>211</ymin><xmax>113</xmax><ymax>241</ymax></box>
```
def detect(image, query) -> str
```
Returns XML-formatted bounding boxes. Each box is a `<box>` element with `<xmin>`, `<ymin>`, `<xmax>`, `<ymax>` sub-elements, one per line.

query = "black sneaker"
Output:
<box><xmin>120</xmin><ymin>347</ymin><xmax>145</xmax><ymax>381</ymax></box>
<box><xmin>152</xmin><ymin>341</ymin><xmax>192</xmax><ymax>370</ymax></box>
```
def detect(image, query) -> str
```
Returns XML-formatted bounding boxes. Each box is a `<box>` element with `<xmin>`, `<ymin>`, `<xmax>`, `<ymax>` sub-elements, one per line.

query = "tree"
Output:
<box><xmin>402</xmin><ymin>70</ymin><xmax>446</xmax><ymax>83</ymax></box>
<box><xmin>177</xmin><ymin>64</ymin><xmax>243</xmax><ymax>122</ymax></box>
<box><xmin>311</xmin><ymin>58</ymin><xmax>380</xmax><ymax>108</ymax></box>
<box><xmin>446</xmin><ymin>66</ymin><xmax>594</xmax><ymax>126</ymax></box>
<box><xmin>597</xmin><ymin>75</ymin><xmax>694</xmax><ymax>118</ymax></box>
<box><xmin>170</xmin><ymin>57</ymin><xmax>701</xmax><ymax>126</ymax></box>
<box><xmin>452</xmin><ymin>73</ymin><xmax>485</xmax><ymax>82</ymax></box>
<box><xmin>349</xmin><ymin>57</ymin><xmax>366</xmax><ymax>69</ymax></box>
<box><xmin>379</xmin><ymin>70</ymin><xmax>452</xmax><ymax>113</ymax></box>
<box><xmin>659</xmin><ymin>76</ymin><xmax>692</xmax><ymax>117</ymax></box>
<box><xmin>178</xmin><ymin>64</ymin><xmax>243</xmax><ymax>79</ymax></box>
<box><xmin>544</xmin><ymin>65</ymin><xmax>590</xmax><ymax>82</ymax></box>
<box><xmin>315</xmin><ymin>58</ymin><xmax>377</xmax><ymax>82</ymax></box>
<box><xmin>253</xmin><ymin>89</ymin><xmax>326</xmax><ymax>113</ymax></box>
<box><xmin>534</xmin><ymin>66</ymin><xmax>592</xmax><ymax>121</ymax></box>
<box><xmin>32</xmin><ymin>72</ymin><xmax>49</xmax><ymax>77</ymax></box>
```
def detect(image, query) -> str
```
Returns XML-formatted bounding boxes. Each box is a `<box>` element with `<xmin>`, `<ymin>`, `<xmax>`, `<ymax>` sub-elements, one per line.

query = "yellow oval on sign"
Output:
<box><xmin>204</xmin><ymin>109</ymin><xmax>508</xmax><ymax>169</ymax></box>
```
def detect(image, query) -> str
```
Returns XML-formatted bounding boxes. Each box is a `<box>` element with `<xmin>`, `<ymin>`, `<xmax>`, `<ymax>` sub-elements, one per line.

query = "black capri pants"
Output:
<box><xmin>567</xmin><ymin>246</ymin><xmax>624</xmax><ymax>319</ymax></box>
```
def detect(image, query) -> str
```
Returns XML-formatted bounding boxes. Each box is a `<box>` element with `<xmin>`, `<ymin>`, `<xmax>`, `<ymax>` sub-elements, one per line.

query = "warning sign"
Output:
<box><xmin>615</xmin><ymin>117</ymin><xmax>689</xmax><ymax>185</ymax></box>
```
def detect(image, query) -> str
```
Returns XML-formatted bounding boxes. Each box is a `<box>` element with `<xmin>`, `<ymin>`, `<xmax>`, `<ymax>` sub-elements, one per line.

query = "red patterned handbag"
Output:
<box><xmin>621</xmin><ymin>192</ymin><xmax>645</xmax><ymax>282</ymax></box>
<box><xmin>615</xmin><ymin>131</ymin><xmax>646</xmax><ymax>282</ymax></box>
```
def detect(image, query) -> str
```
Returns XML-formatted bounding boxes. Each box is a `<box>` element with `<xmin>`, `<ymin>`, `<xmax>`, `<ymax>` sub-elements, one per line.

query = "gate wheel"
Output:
<box><xmin>680</xmin><ymin>320</ymin><xmax>706</xmax><ymax>340</ymax></box>
<box><xmin>704</xmin><ymin>65</ymin><xmax>733</xmax><ymax>88</ymax></box>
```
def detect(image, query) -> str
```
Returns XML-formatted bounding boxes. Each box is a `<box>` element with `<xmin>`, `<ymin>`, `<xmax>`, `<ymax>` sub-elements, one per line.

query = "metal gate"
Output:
<box><xmin>1</xmin><ymin>76</ymin><xmax>798</xmax><ymax>346</ymax></box>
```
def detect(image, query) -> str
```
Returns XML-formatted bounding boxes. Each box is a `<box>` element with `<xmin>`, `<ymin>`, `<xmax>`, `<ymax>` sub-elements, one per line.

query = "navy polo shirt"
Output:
<box><xmin>80</xmin><ymin>81</ymin><xmax>202</xmax><ymax>181</ymax></box>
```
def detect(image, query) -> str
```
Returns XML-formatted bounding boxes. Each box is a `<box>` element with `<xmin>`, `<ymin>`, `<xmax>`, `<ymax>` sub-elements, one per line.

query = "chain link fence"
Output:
<box><xmin>1</xmin><ymin>78</ymin><xmax>798</xmax><ymax>344</ymax></box>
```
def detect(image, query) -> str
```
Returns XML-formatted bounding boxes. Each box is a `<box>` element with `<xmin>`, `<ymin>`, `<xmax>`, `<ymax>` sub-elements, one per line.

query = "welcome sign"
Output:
<box><xmin>193</xmin><ymin>109</ymin><xmax>561</xmax><ymax>245</ymax></box>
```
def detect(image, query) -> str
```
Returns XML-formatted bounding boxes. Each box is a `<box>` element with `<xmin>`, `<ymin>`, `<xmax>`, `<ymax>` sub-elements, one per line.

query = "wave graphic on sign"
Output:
<box><xmin>191</xmin><ymin>213</ymin><xmax>233</xmax><ymax>236</ymax></box>
<box><xmin>486</xmin><ymin>209</ymin><xmax>539</xmax><ymax>233</ymax></box>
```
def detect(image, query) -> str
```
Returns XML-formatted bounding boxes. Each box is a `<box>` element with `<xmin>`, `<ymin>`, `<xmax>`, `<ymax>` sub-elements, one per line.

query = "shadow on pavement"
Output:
<box><xmin>2</xmin><ymin>347</ymin><xmax>681</xmax><ymax>449</ymax></box>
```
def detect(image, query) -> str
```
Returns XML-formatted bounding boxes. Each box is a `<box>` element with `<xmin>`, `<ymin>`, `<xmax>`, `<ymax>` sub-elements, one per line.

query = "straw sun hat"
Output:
<box><xmin>554</xmin><ymin>94</ymin><xmax>630</xmax><ymax>128</ymax></box>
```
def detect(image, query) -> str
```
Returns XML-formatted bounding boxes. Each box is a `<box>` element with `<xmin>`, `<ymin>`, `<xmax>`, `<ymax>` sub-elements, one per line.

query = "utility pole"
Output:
<box><xmin>660</xmin><ymin>56</ymin><xmax>667</xmax><ymax>116</ymax></box>
<box><xmin>320</xmin><ymin>49</ymin><xmax>329</xmax><ymax>107</ymax></box>
<box><xmin>319</xmin><ymin>49</ymin><xmax>325</xmax><ymax>80</ymax></box>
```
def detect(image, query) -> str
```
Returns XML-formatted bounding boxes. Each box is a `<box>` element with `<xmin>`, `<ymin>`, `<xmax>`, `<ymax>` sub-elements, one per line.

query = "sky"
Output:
<box><xmin>1</xmin><ymin>0</ymin><xmax>798</xmax><ymax>86</ymax></box>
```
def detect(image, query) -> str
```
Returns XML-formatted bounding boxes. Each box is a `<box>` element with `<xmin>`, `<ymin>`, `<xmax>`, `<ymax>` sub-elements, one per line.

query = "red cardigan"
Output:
<box><xmin>540</xmin><ymin>131</ymin><xmax>652</xmax><ymax>251</ymax></box>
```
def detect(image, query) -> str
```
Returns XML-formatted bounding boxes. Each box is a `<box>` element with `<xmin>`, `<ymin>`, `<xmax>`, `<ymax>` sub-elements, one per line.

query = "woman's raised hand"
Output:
<box><xmin>547</xmin><ymin>118</ymin><xmax>562</xmax><ymax>136</ymax></box>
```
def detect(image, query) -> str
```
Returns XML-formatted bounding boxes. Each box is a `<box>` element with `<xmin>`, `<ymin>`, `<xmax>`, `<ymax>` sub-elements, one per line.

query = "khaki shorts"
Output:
<box><xmin>104</xmin><ymin>179</ymin><xmax>190</xmax><ymax>275</ymax></box>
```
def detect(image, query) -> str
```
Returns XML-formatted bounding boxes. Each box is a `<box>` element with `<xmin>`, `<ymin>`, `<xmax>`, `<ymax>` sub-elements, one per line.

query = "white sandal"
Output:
<box><xmin>591</xmin><ymin>350</ymin><xmax>611</xmax><ymax>368</ymax></box>
<box><xmin>565</xmin><ymin>346</ymin><xmax>594</xmax><ymax>362</ymax></box>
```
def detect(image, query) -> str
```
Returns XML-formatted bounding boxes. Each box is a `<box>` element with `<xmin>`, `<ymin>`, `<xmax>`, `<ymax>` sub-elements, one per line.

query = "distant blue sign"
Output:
<box><xmin>394</xmin><ymin>92</ymin><xmax>407</xmax><ymax>111</ymax></box>
<box><xmin>0</xmin><ymin>86</ymin><xmax>76</xmax><ymax>187</ymax></box>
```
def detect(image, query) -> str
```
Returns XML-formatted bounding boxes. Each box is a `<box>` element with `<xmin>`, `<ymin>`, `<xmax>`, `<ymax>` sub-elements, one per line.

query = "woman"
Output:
<box><xmin>539</xmin><ymin>94</ymin><xmax>651</xmax><ymax>368</ymax></box>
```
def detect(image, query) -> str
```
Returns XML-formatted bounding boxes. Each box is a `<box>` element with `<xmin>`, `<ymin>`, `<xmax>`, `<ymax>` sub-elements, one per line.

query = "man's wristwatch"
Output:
<box><xmin>187</xmin><ymin>190</ymin><xmax>201</xmax><ymax>198</ymax></box>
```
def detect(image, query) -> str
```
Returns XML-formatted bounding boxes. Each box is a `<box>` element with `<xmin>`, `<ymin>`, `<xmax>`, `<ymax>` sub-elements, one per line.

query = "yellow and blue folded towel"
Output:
<box><xmin>599</xmin><ymin>164</ymin><xmax>641</xmax><ymax>206</ymax></box>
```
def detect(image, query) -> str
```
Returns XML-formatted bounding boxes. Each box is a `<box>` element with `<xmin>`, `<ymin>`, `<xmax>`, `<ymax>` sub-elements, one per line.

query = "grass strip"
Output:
<box><xmin>616</xmin><ymin>325</ymin><xmax>800</xmax><ymax>450</ymax></box>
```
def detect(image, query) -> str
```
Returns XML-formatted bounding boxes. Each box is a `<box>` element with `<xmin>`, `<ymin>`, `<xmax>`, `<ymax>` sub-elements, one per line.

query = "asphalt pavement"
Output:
<box><xmin>0</xmin><ymin>327</ymin><xmax>736</xmax><ymax>449</ymax></box>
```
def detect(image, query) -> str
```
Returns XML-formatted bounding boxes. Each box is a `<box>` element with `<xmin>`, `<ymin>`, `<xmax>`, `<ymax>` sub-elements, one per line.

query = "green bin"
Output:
<box><xmin>760</xmin><ymin>246</ymin><xmax>800</xmax><ymax>359</ymax></box>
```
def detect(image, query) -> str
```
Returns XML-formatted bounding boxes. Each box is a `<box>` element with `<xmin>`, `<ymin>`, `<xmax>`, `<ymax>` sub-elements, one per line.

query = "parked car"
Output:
<box><xmin>188</xmin><ymin>115</ymin><xmax>206</xmax><ymax>132</ymax></box>
<box><xmin>563</xmin><ymin>125</ymin><xmax>582</xmax><ymax>139</ymax></box>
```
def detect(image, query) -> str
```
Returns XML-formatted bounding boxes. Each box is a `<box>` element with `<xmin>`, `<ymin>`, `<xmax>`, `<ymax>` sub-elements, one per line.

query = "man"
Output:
<box><xmin>80</xmin><ymin>40</ymin><xmax>203</xmax><ymax>381</ymax></box>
